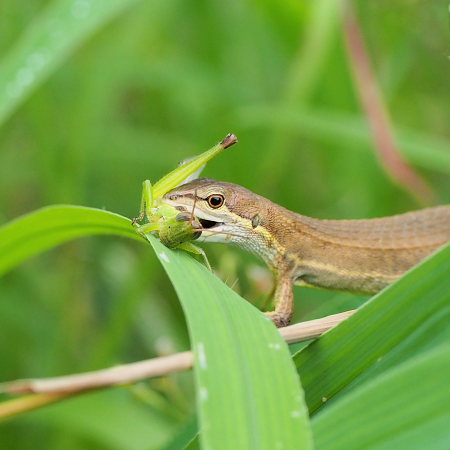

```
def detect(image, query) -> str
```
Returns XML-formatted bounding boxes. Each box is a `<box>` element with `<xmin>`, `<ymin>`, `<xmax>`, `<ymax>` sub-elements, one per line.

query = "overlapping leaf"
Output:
<box><xmin>0</xmin><ymin>205</ymin><xmax>312</xmax><ymax>449</ymax></box>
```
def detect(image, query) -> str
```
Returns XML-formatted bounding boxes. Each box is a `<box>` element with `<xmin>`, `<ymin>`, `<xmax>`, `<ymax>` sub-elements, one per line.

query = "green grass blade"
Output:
<box><xmin>312</xmin><ymin>344</ymin><xmax>450</xmax><ymax>450</ymax></box>
<box><xmin>145</xmin><ymin>233</ymin><xmax>312</xmax><ymax>449</ymax></box>
<box><xmin>294</xmin><ymin>242</ymin><xmax>450</xmax><ymax>414</ymax></box>
<box><xmin>0</xmin><ymin>205</ymin><xmax>141</xmax><ymax>276</ymax></box>
<box><xmin>0</xmin><ymin>205</ymin><xmax>312</xmax><ymax>449</ymax></box>
<box><xmin>0</xmin><ymin>0</ymin><xmax>139</xmax><ymax>126</ymax></box>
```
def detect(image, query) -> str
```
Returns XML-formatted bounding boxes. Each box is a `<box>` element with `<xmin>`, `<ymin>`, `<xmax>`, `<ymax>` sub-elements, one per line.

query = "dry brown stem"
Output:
<box><xmin>0</xmin><ymin>309</ymin><xmax>355</xmax><ymax>420</ymax></box>
<box><xmin>4</xmin><ymin>310</ymin><xmax>355</xmax><ymax>395</ymax></box>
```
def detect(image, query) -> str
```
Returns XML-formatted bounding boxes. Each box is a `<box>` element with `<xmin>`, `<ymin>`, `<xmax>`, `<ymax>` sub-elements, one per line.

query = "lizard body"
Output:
<box><xmin>163</xmin><ymin>178</ymin><xmax>450</xmax><ymax>327</ymax></box>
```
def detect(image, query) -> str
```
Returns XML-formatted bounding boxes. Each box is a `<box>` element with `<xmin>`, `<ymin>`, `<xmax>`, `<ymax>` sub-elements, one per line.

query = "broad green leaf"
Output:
<box><xmin>0</xmin><ymin>205</ymin><xmax>312</xmax><ymax>449</ymax></box>
<box><xmin>294</xmin><ymin>242</ymin><xmax>450</xmax><ymax>414</ymax></box>
<box><xmin>146</xmin><ymin>233</ymin><xmax>312</xmax><ymax>450</ymax></box>
<box><xmin>0</xmin><ymin>205</ymin><xmax>141</xmax><ymax>276</ymax></box>
<box><xmin>0</xmin><ymin>0</ymin><xmax>139</xmax><ymax>126</ymax></box>
<box><xmin>312</xmin><ymin>344</ymin><xmax>450</xmax><ymax>450</ymax></box>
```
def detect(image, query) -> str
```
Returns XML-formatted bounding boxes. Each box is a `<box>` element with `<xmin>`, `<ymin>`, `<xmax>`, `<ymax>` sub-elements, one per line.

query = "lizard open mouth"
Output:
<box><xmin>199</xmin><ymin>218</ymin><xmax>221</xmax><ymax>229</ymax></box>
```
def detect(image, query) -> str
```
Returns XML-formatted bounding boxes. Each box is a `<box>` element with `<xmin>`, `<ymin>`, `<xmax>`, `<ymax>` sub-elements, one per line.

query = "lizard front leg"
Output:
<box><xmin>264</xmin><ymin>273</ymin><xmax>294</xmax><ymax>328</ymax></box>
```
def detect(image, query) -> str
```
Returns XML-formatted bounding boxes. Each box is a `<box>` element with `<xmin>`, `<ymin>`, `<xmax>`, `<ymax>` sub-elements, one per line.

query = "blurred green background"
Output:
<box><xmin>0</xmin><ymin>1</ymin><xmax>449</xmax><ymax>448</ymax></box>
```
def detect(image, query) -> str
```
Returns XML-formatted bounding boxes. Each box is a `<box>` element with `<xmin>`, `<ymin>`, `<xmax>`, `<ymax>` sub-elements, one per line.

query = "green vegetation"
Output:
<box><xmin>0</xmin><ymin>1</ymin><xmax>449</xmax><ymax>449</ymax></box>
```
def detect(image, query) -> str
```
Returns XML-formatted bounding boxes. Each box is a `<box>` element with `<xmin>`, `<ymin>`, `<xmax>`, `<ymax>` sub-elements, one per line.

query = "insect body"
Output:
<box><xmin>158</xmin><ymin>208</ymin><xmax>201</xmax><ymax>249</ymax></box>
<box><xmin>132</xmin><ymin>180</ymin><xmax>210</xmax><ymax>268</ymax></box>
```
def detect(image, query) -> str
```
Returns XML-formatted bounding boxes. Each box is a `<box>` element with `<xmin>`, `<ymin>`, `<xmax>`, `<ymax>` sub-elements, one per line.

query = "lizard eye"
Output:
<box><xmin>207</xmin><ymin>194</ymin><xmax>224</xmax><ymax>208</ymax></box>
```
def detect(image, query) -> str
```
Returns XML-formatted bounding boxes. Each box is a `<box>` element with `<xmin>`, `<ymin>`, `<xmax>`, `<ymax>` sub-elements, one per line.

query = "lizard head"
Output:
<box><xmin>162</xmin><ymin>178</ymin><xmax>267</xmax><ymax>244</ymax></box>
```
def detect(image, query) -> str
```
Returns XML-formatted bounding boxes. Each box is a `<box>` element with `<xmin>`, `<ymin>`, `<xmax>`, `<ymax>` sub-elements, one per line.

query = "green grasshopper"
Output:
<box><xmin>132</xmin><ymin>134</ymin><xmax>237</xmax><ymax>269</ymax></box>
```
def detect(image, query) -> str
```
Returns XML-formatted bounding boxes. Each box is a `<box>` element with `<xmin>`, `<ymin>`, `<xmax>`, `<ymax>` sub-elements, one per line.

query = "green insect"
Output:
<box><xmin>132</xmin><ymin>178</ymin><xmax>206</xmax><ymax>264</ymax></box>
<box><xmin>132</xmin><ymin>134</ymin><xmax>237</xmax><ymax>268</ymax></box>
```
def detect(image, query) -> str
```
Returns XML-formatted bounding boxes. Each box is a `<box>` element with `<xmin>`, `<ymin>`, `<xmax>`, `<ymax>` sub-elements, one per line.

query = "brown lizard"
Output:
<box><xmin>163</xmin><ymin>179</ymin><xmax>450</xmax><ymax>327</ymax></box>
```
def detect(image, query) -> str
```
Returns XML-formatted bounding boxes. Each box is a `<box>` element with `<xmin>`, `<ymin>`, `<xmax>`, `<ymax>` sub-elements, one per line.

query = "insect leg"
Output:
<box><xmin>136</xmin><ymin>222</ymin><xmax>160</xmax><ymax>235</ymax></box>
<box><xmin>177</xmin><ymin>242</ymin><xmax>212</xmax><ymax>271</ymax></box>
<box><xmin>132</xmin><ymin>180</ymin><xmax>153</xmax><ymax>226</ymax></box>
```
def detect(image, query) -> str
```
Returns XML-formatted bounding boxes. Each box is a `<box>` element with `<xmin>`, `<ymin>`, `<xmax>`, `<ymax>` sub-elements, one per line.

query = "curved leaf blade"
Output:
<box><xmin>146</xmin><ymin>234</ymin><xmax>312</xmax><ymax>450</ymax></box>
<box><xmin>0</xmin><ymin>205</ymin><xmax>312</xmax><ymax>449</ymax></box>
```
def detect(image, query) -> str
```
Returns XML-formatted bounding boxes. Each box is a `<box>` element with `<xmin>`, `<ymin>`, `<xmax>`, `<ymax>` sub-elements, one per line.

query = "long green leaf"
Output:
<box><xmin>0</xmin><ymin>205</ymin><xmax>141</xmax><ymax>276</ymax></box>
<box><xmin>294</xmin><ymin>242</ymin><xmax>450</xmax><ymax>414</ymax></box>
<box><xmin>312</xmin><ymin>344</ymin><xmax>450</xmax><ymax>450</ymax></box>
<box><xmin>0</xmin><ymin>205</ymin><xmax>312</xmax><ymax>449</ymax></box>
<box><xmin>146</xmin><ymin>233</ymin><xmax>312</xmax><ymax>449</ymax></box>
<box><xmin>0</xmin><ymin>0</ymin><xmax>139</xmax><ymax>126</ymax></box>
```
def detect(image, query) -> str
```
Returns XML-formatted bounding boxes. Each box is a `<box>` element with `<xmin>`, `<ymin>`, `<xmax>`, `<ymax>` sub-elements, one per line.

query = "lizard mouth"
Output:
<box><xmin>197</xmin><ymin>217</ymin><xmax>233</xmax><ymax>242</ymax></box>
<box><xmin>196</xmin><ymin>216</ymin><xmax>237</xmax><ymax>242</ymax></box>
<box><xmin>199</xmin><ymin>218</ymin><xmax>222</xmax><ymax>229</ymax></box>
